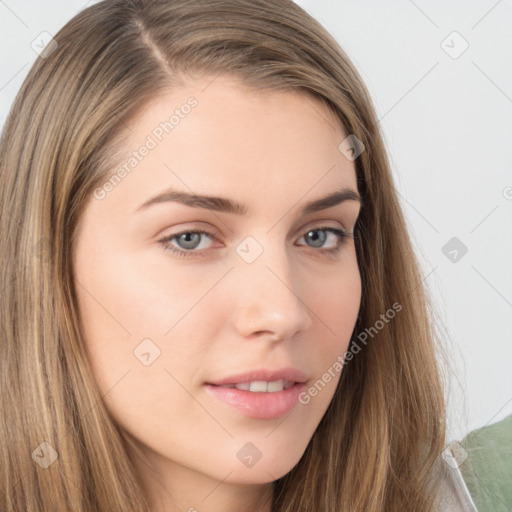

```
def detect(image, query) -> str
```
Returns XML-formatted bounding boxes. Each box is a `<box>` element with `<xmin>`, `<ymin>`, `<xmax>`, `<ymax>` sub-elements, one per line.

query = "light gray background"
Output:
<box><xmin>1</xmin><ymin>0</ymin><xmax>511</xmax><ymax>442</ymax></box>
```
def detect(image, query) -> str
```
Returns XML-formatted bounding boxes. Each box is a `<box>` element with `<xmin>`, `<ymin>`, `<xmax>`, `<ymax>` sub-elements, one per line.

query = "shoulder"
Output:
<box><xmin>432</xmin><ymin>451</ymin><xmax>478</xmax><ymax>512</ymax></box>
<box><xmin>434</xmin><ymin>413</ymin><xmax>512</xmax><ymax>512</ymax></box>
<box><xmin>458</xmin><ymin>414</ymin><xmax>512</xmax><ymax>511</ymax></box>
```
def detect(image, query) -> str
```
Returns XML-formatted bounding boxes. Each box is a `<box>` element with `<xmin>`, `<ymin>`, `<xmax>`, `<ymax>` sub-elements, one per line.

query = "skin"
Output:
<box><xmin>73</xmin><ymin>74</ymin><xmax>362</xmax><ymax>512</ymax></box>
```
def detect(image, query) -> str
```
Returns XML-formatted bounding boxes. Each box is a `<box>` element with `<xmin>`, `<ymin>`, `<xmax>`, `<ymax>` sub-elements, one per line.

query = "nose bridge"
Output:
<box><xmin>230</xmin><ymin>234</ymin><xmax>312</xmax><ymax>338</ymax></box>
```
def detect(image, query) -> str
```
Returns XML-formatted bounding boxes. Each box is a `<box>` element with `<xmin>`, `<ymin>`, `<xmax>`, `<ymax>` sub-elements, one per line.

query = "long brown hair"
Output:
<box><xmin>0</xmin><ymin>0</ymin><xmax>447</xmax><ymax>510</ymax></box>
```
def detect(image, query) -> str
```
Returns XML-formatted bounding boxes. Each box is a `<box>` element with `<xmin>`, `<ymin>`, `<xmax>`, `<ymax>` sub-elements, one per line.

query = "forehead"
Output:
<box><xmin>97</xmin><ymin>75</ymin><xmax>358</xmax><ymax>214</ymax></box>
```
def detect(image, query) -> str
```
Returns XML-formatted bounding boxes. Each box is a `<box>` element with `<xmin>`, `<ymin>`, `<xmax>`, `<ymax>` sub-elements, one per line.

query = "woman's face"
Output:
<box><xmin>73</xmin><ymin>75</ymin><xmax>362</xmax><ymax>507</ymax></box>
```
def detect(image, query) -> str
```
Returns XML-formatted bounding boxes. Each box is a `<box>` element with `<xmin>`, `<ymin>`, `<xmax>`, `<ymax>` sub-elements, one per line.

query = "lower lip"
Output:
<box><xmin>204</xmin><ymin>382</ymin><xmax>306</xmax><ymax>420</ymax></box>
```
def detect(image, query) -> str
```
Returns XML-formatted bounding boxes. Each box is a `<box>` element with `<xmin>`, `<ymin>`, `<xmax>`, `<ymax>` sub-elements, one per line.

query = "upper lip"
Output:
<box><xmin>207</xmin><ymin>367</ymin><xmax>309</xmax><ymax>386</ymax></box>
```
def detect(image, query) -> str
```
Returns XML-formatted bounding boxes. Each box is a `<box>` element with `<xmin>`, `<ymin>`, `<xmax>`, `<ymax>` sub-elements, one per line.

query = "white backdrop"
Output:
<box><xmin>1</xmin><ymin>0</ymin><xmax>511</xmax><ymax>442</ymax></box>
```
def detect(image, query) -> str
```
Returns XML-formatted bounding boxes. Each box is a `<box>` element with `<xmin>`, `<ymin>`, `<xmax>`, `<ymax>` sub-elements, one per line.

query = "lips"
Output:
<box><xmin>204</xmin><ymin>368</ymin><xmax>308</xmax><ymax>419</ymax></box>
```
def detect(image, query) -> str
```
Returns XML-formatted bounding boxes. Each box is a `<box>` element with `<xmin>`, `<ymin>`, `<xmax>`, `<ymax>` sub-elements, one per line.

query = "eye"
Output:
<box><xmin>159</xmin><ymin>229</ymin><xmax>216</xmax><ymax>258</ymax></box>
<box><xmin>296</xmin><ymin>226</ymin><xmax>352</xmax><ymax>255</ymax></box>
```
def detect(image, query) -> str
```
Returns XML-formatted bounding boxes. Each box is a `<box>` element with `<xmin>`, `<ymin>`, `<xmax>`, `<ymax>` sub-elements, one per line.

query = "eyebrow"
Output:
<box><xmin>135</xmin><ymin>186</ymin><xmax>362</xmax><ymax>216</ymax></box>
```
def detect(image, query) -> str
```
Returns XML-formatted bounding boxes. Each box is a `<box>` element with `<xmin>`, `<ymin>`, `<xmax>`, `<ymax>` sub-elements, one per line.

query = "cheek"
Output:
<box><xmin>301</xmin><ymin>256</ymin><xmax>361</xmax><ymax>399</ymax></box>
<box><xmin>73</xmin><ymin>247</ymin><xmax>220</xmax><ymax>461</ymax></box>
<box><xmin>311</xmin><ymin>256</ymin><xmax>361</xmax><ymax>348</ymax></box>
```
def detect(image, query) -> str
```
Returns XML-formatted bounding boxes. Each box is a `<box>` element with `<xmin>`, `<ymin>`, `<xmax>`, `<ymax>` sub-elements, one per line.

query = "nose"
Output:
<box><xmin>230</xmin><ymin>242</ymin><xmax>313</xmax><ymax>341</ymax></box>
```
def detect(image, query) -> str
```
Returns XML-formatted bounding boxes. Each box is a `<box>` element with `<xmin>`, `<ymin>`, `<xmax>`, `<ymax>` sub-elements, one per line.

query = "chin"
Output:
<box><xmin>221</xmin><ymin>448</ymin><xmax>306</xmax><ymax>485</ymax></box>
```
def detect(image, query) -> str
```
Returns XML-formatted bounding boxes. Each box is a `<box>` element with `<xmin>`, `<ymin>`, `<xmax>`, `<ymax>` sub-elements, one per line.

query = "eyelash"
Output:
<box><xmin>159</xmin><ymin>226</ymin><xmax>354</xmax><ymax>260</ymax></box>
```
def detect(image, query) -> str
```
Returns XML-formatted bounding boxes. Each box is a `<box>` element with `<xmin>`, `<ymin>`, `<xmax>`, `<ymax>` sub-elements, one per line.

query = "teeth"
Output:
<box><xmin>249</xmin><ymin>381</ymin><xmax>269</xmax><ymax>392</ymax></box>
<box><xmin>222</xmin><ymin>380</ymin><xmax>294</xmax><ymax>392</ymax></box>
<box><xmin>266</xmin><ymin>381</ymin><xmax>284</xmax><ymax>392</ymax></box>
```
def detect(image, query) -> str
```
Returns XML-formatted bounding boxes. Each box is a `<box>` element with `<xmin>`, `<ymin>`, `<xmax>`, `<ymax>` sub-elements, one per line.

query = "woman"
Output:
<box><xmin>0</xmin><ymin>0</ymin><xmax>473</xmax><ymax>510</ymax></box>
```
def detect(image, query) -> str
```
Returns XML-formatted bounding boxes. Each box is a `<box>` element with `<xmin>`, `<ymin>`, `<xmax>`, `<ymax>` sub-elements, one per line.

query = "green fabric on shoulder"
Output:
<box><xmin>459</xmin><ymin>413</ymin><xmax>512</xmax><ymax>512</ymax></box>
